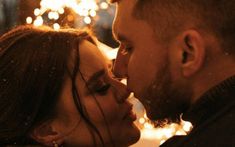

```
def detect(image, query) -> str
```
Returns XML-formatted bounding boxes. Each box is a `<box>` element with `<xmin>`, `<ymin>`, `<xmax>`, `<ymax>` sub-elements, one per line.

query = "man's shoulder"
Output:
<box><xmin>161</xmin><ymin>105</ymin><xmax>235</xmax><ymax>147</ymax></box>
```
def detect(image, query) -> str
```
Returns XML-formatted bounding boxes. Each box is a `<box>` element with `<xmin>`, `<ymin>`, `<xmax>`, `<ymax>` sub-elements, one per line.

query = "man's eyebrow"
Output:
<box><xmin>86</xmin><ymin>69</ymin><xmax>105</xmax><ymax>86</ymax></box>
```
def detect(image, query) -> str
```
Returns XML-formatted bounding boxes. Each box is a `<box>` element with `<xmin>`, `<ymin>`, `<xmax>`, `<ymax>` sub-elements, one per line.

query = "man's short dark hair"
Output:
<box><xmin>133</xmin><ymin>0</ymin><xmax>235</xmax><ymax>54</ymax></box>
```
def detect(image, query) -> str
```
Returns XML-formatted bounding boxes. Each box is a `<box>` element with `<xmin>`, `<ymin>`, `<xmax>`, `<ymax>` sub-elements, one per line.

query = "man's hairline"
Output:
<box><xmin>109</xmin><ymin>0</ymin><xmax>120</xmax><ymax>3</ymax></box>
<box><xmin>110</xmin><ymin>0</ymin><xmax>178</xmax><ymax>43</ymax></box>
<box><xmin>110</xmin><ymin>0</ymin><xmax>164</xmax><ymax>45</ymax></box>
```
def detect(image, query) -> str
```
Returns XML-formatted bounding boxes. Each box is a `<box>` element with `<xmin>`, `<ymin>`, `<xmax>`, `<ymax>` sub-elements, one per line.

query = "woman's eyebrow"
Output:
<box><xmin>86</xmin><ymin>69</ymin><xmax>105</xmax><ymax>86</ymax></box>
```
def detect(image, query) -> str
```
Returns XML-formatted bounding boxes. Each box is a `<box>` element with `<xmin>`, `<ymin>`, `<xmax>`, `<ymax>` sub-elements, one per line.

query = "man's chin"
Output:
<box><xmin>145</xmin><ymin>109</ymin><xmax>181</xmax><ymax>127</ymax></box>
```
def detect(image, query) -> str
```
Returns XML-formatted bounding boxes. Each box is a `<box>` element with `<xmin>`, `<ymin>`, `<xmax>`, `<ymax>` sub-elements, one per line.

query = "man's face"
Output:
<box><xmin>113</xmin><ymin>0</ymin><xmax>191</xmax><ymax>123</ymax></box>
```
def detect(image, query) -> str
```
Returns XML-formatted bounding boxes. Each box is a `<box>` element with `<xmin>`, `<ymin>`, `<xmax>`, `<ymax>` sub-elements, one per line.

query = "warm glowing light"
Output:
<box><xmin>139</xmin><ymin>118</ymin><xmax>145</xmax><ymax>124</ymax></box>
<box><xmin>182</xmin><ymin>121</ymin><xmax>193</xmax><ymax>132</ymax></box>
<box><xmin>160</xmin><ymin>140</ymin><xmax>166</xmax><ymax>145</ymax></box>
<box><xmin>100</xmin><ymin>2</ymin><xmax>109</xmax><ymax>9</ymax></box>
<box><xmin>53</xmin><ymin>23</ymin><xmax>60</xmax><ymax>30</ymax></box>
<box><xmin>67</xmin><ymin>15</ymin><xmax>74</xmax><ymax>22</ymax></box>
<box><xmin>89</xmin><ymin>10</ymin><xmax>97</xmax><ymax>17</ymax></box>
<box><xmin>155</xmin><ymin>130</ymin><xmax>164</xmax><ymax>139</ymax></box>
<box><xmin>27</xmin><ymin>0</ymin><xmax>111</xmax><ymax>30</ymax></box>
<box><xmin>48</xmin><ymin>12</ymin><xmax>54</xmax><ymax>19</ymax></box>
<box><xmin>26</xmin><ymin>17</ymin><xmax>33</xmax><ymax>24</ymax></box>
<box><xmin>144</xmin><ymin>113</ymin><xmax>148</xmax><ymax>119</ymax></box>
<box><xmin>54</xmin><ymin>12</ymin><xmax>59</xmax><ymax>20</ymax></box>
<box><xmin>106</xmin><ymin>48</ymin><xmax>118</xmax><ymax>60</ymax></box>
<box><xmin>138</xmin><ymin>112</ymin><xmax>193</xmax><ymax>145</ymax></box>
<box><xmin>48</xmin><ymin>12</ymin><xmax>59</xmax><ymax>20</ymax></box>
<box><xmin>163</xmin><ymin>128</ymin><xmax>174</xmax><ymax>138</ymax></box>
<box><xmin>84</xmin><ymin>16</ymin><xmax>91</xmax><ymax>24</ymax></box>
<box><xmin>34</xmin><ymin>8</ymin><xmax>41</xmax><ymax>16</ymax></box>
<box><xmin>40</xmin><ymin>0</ymin><xmax>66</xmax><ymax>11</ymax></box>
<box><xmin>33</xmin><ymin>16</ymin><xmax>43</xmax><ymax>26</ymax></box>
<box><xmin>142</xmin><ymin>129</ymin><xmax>162</xmax><ymax>140</ymax></box>
<box><xmin>83</xmin><ymin>10</ymin><xmax>89</xmax><ymax>17</ymax></box>
<box><xmin>144</xmin><ymin>122</ymin><xmax>154</xmax><ymax>129</ymax></box>
<box><xmin>79</xmin><ymin>0</ymin><xmax>98</xmax><ymax>11</ymax></box>
<box><xmin>97</xmin><ymin>40</ymin><xmax>117</xmax><ymax>60</ymax></box>
<box><xmin>121</xmin><ymin>79</ymin><xmax>127</xmax><ymax>85</ymax></box>
<box><xmin>176</xmin><ymin>130</ymin><xmax>187</xmax><ymax>135</ymax></box>
<box><xmin>58</xmin><ymin>8</ymin><xmax>65</xmax><ymax>14</ymax></box>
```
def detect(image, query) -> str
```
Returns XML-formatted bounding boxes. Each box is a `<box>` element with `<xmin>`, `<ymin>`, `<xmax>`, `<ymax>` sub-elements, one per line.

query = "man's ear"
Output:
<box><xmin>30</xmin><ymin>121</ymin><xmax>64</xmax><ymax>146</ymax></box>
<box><xmin>181</xmin><ymin>30</ymin><xmax>205</xmax><ymax>77</ymax></box>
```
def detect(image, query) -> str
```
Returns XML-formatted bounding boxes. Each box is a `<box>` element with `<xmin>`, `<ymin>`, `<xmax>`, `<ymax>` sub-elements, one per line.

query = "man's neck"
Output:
<box><xmin>191</xmin><ymin>56</ymin><xmax>235</xmax><ymax>104</ymax></box>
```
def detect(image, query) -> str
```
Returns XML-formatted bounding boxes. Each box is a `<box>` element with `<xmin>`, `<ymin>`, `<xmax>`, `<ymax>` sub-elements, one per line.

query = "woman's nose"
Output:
<box><xmin>112</xmin><ymin>79</ymin><xmax>130</xmax><ymax>103</ymax></box>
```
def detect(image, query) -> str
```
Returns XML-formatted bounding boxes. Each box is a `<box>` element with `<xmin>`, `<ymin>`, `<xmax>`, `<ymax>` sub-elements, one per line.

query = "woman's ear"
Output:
<box><xmin>30</xmin><ymin>121</ymin><xmax>64</xmax><ymax>146</ymax></box>
<box><xmin>181</xmin><ymin>30</ymin><xmax>206</xmax><ymax>77</ymax></box>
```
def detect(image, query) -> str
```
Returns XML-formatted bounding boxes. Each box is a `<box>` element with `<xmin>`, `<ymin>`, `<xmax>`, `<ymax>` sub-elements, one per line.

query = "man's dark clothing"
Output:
<box><xmin>161</xmin><ymin>76</ymin><xmax>235</xmax><ymax>147</ymax></box>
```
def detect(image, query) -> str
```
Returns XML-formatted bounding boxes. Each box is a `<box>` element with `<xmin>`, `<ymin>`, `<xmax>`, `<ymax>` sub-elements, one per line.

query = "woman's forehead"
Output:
<box><xmin>78</xmin><ymin>40</ymin><xmax>108</xmax><ymax>79</ymax></box>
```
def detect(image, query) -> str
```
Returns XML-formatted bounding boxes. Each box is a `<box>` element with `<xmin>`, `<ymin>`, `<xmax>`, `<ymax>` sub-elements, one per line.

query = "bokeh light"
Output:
<box><xmin>26</xmin><ymin>0</ymin><xmax>111</xmax><ymax>28</ymax></box>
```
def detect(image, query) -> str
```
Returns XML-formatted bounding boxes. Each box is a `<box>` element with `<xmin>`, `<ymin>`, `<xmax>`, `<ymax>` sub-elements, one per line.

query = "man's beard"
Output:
<box><xmin>142</xmin><ymin>62</ymin><xmax>192</xmax><ymax>127</ymax></box>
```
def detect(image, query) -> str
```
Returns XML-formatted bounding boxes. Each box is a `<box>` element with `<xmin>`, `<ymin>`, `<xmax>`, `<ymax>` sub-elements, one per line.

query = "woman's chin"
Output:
<box><xmin>118</xmin><ymin>124</ymin><xmax>141</xmax><ymax>147</ymax></box>
<box><xmin>128</xmin><ymin>125</ymin><xmax>141</xmax><ymax>145</ymax></box>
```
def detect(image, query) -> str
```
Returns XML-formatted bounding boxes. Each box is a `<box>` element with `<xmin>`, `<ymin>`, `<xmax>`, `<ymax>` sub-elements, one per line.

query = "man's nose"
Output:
<box><xmin>113</xmin><ymin>49</ymin><xmax>128</xmax><ymax>78</ymax></box>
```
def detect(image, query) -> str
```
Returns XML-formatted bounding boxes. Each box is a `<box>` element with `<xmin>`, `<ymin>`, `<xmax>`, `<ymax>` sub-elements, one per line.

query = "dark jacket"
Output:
<box><xmin>161</xmin><ymin>76</ymin><xmax>235</xmax><ymax>147</ymax></box>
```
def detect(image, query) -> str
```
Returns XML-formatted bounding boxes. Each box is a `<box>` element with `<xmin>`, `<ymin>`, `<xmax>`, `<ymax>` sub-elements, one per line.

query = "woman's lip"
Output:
<box><xmin>123</xmin><ymin>105</ymin><xmax>137</xmax><ymax>121</ymax></box>
<box><xmin>126</xmin><ymin>110</ymin><xmax>137</xmax><ymax>121</ymax></box>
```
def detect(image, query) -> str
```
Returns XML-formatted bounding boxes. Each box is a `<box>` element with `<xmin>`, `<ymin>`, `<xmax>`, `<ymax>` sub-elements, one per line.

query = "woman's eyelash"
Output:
<box><xmin>121</xmin><ymin>47</ymin><xmax>132</xmax><ymax>55</ymax></box>
<box><xmin>120</xmin><ymin>44</ymin><xmax>133</xmax><ymax>55</ymax></box>
<box><xmin>125</xmin><ymin>47</ymin><xmax>132</xmax><ymax>52</ymax></box>
<box><xmin>94</xmin><ymin>83</ymin><xmax>111</xmax><ymax>95</ymax></box>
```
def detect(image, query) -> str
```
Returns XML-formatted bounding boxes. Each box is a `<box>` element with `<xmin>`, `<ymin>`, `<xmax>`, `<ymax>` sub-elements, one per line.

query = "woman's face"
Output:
<box><xmin>54</xmin><ymin>40</ymin><xmax>140</xmax><ymax>146</ymax></box>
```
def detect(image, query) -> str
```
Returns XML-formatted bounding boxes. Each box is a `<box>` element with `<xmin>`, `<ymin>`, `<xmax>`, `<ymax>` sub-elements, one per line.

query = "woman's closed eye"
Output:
<box><xmin>120</xmin><ymin>44</ymin><xmax>133</xmax><ymax>55</ymax></box>
<box><xmin>93</xmin><ymin>82</ymin><xmax>111</xmax><ymax>96</ymax></box>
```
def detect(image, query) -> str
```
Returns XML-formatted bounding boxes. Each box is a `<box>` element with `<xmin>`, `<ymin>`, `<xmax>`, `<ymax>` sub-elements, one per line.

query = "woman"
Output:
<box><xmin>0</xmin><ymin>25</ymin><xmax>140</xmax><ymax>146</ymax></box>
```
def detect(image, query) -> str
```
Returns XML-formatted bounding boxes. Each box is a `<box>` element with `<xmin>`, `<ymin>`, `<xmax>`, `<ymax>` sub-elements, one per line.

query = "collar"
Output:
<box><xmin>182</xmin><ymin>75</ymin><xmax>235</xmax><ymax>127</ymax></box>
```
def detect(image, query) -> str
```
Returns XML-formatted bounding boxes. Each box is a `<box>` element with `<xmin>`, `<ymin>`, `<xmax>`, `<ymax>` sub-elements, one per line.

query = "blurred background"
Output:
<box><xmin>0</xmin><ymin>0</ymin><xmax>118</xmax><ymax>47</ymax></box>
<box><xmin>0</xmin><ymin>0</ymin><xmax>192</xmax><ymax>146</ymax></box>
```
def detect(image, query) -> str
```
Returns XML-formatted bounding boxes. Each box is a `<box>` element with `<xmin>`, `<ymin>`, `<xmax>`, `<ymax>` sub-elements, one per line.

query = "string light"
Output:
<box><xmin>53</xmin><ymin>23</ymin><xmax>60</xmax><ymax>30</ymax></box>
<box><xmin>136</xmin><ymin>113</ymin><xmax>193</xmax><ymax>145</ymax></box>
<box><xmin>58</xmin><ymin>8</ymin><xmax>65</xmax><ymax>14</ymax></box>
<box><xmin>139</xmin><ymin>118</ymin><xmax>145</xmax><ymax>124</ymax></box>
<box><xmin>100</xmin><ymin>2</ymin><xmax>109</xmax><ymax>9</ymax></box>
<box><xmin>33</xmin><ymin>16</ymin><xmax>43</xmax><ymax>26</ymax></box>
<box><xmin>26</xmin><ymin>17</ymin><xmax>33</xmax><ymax>24</ymax></box>
<box><xmin>26</xmin><ymin>0</ymin><xmax>111</xmax><ymax>28</ymax></box>
<box><xmin>84</xmin><ymin>16</ymin><xmax>91</xmax><ymax>24</ymax></box>
<box><xmin>182</xmin><ymin>121</ymin><xmax>193</xmax><ymax>132</ymax></box>
<box><xmin>34</xmin><ymin>8</ymin><xmax>41</xmax><ymax>16</ymax></box>
<box><xmin>89</xmin><ymin>10</ymin><xmax>97</xmax><ymax>17</ymax></box>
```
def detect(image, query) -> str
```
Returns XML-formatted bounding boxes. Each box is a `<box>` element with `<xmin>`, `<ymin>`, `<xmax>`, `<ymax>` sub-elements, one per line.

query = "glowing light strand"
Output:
<box><xmin>26</xmin><ymin>0</ymin><xmax>111</xmax><ymax>28</ymax></box>
<box><xmin>136</xmin><ymin>113</ymin><xmax>193</xmax><ymax>145</ymax></box>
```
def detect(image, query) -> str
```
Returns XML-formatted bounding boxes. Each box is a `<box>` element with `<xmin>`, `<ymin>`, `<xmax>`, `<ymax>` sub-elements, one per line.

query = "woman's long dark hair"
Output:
<box><xmin>0</xmin><ymin>25</ymin><xmax>110</xmax><ymax>146</ymax></box>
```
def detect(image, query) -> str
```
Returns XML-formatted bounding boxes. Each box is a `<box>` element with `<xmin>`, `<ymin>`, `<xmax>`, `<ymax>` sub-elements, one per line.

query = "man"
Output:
<box><xmin>111</xmin><ymin>0</ymin><xmax>235</xmax><ymax>146</ymax></box>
